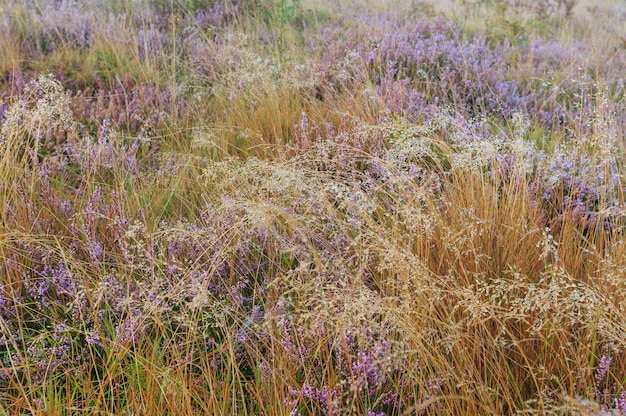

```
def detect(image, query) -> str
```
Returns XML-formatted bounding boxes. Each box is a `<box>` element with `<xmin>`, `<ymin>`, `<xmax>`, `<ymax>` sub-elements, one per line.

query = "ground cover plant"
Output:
<box><xmin>0</xmin><ymin>0</ymin><xmax>625</xmax><ymax>414</ymax></box>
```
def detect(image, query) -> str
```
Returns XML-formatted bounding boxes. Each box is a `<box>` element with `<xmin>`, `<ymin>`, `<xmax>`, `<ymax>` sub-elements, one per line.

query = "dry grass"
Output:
<box><xmin>0</xmin><ymin>0</ymin><xmax>625</xmax><ymax>414</ymax></box>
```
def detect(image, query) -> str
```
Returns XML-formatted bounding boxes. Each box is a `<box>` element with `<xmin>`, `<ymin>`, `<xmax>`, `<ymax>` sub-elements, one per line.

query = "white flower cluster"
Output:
<box><xmin>1</xmin><ymin>74</ymin><xmax>76</xmax><ymax>148</ymax></box>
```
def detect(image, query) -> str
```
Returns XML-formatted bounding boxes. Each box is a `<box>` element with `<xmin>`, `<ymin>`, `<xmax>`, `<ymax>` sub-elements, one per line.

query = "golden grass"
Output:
<box><xmin>1</xmin><ymin>0</ymin><xmax>625</xmax><ymax>414</ymax></box>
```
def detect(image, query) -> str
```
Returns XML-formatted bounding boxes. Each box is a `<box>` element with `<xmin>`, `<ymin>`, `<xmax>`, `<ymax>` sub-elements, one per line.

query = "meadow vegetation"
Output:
<box><xmin>0</xmin><ymin>0</ymin><xmax>626</xmax><ymax>414</ymax></box>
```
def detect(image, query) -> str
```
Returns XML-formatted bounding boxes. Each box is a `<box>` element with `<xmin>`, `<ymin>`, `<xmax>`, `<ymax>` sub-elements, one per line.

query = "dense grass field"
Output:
<box><xmin>1</xmin><ymin>0</ymin><xmax>626</xmax><ymax>414</ymax></box>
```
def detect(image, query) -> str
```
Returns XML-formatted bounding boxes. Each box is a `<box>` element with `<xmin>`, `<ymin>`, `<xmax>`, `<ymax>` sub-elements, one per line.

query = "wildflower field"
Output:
<box><xmin>1</xmin><ymin>0</ymin><xmax>625</xmax><ymax>414</ymax></box>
